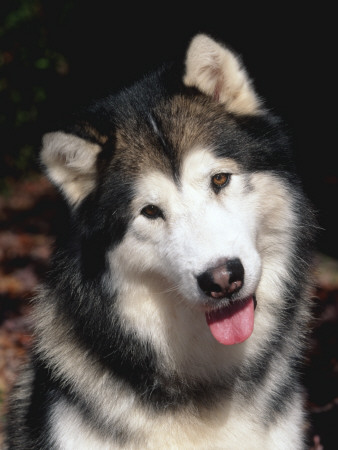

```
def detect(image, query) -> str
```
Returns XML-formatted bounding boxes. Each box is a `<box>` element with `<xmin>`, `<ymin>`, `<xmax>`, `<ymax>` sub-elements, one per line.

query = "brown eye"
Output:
<box><xmin>141</xmin><ymin>205</ymin><xmax>164</xmax><ymax>219</ymax></box>
<box><xmin>211</xmin><ymin>173</ymin><xmax>230</xmax><ymax>192</ymax></box>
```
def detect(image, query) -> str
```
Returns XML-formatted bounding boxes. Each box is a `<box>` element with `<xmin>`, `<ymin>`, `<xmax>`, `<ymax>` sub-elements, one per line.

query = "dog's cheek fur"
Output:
<box><xmin>244</xmin><ymin>172</ymin><xmax>310</xmax><ymax>334</ymax></box>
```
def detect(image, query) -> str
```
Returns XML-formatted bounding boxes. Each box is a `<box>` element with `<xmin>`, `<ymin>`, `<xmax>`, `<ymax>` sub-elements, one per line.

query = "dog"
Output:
<box><xmin>6</xmin><ymin>33</ymin><xmax>316</xmax><ymax>449</ymax></box>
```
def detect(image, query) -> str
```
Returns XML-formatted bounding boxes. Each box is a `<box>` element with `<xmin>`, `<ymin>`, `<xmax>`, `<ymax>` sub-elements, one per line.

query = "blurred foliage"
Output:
<box><xmin>0</xmin><ymin>0</ymin><xmax>72</xmax><ymax>191</ymax></box>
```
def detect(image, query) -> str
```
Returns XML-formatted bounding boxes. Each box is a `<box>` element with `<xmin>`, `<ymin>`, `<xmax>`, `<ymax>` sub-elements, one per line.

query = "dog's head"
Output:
<box><xmin>41</xmin><ymin>34</ymin><xmax>304</xmax><ymax>346</ymax></box>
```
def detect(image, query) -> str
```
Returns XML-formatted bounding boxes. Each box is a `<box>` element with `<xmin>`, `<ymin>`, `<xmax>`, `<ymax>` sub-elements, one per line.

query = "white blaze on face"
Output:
<box><xmin>111</xmin><ymin>148</ymin><xmax>261</xmax><ymax>307</ymax></box>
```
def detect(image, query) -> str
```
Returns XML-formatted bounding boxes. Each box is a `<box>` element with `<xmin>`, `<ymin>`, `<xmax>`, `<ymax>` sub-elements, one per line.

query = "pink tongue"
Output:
<box><xmin>205</xmin><ymin>297</ymin><xmax>254</xmax><ymax>345</ymax></box>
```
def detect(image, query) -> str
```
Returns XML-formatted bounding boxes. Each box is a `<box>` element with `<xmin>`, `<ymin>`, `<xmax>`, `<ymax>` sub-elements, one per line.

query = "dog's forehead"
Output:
<box><xmin>132</xmin><ymin>149</ymin><xmax>241</xmax><ymax>205</ymax></box>
<box><xmin>112</xmin><ymin>94</ymin><xmax>236</xmax><ymax>178</ymax></box>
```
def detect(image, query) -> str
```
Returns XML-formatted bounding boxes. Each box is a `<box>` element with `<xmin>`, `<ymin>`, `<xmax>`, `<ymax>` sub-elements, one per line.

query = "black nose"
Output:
<box><xmin>196</xmin><ymin>258</ymin><xmax>244</xmax><ymax>299</ymax></box>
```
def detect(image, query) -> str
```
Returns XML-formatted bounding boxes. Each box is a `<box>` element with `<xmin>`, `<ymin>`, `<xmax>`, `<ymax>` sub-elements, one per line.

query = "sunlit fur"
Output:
<box><xmin>6</xmin><ymin>34</ymin><xmax>316</xmax><ymax>449</ymax></box>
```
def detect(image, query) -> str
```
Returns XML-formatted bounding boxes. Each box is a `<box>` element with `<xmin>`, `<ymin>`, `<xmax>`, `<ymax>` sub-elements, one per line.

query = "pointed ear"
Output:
<box><xmin>41</xmin><ymin>132</ymin><xmax>102</xmax><ymax>206</ymax></box>
<box><xmin>183</xmin><ymin>34</ymin><xmax>263</xmax><ymax>115</ymax></box>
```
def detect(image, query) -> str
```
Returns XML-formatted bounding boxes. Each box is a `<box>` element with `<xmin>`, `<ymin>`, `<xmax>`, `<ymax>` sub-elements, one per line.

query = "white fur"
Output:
<box><xmin>50</xmin><ymin>384</ymin><xmax>304</xmax><ymax>449</ymax></box>
<box><xmin>112</xmin><ymin>148</ymin><xmax>261</xmax><ymax>304</ymax></box>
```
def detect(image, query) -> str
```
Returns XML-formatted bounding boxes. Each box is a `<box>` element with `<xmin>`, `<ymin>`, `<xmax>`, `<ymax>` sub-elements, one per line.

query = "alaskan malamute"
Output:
<box><xmin>6</xmin><ymin>34</ymin><xmax>316</xmax><ymax>449</ymax></box>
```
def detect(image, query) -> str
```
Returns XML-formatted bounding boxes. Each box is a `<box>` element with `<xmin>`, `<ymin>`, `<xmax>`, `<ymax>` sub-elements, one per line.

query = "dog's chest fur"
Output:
<box><xmin>50</xmin><ymin>393</ymin><xmax>304</xmax><ymax>449</ymax></box>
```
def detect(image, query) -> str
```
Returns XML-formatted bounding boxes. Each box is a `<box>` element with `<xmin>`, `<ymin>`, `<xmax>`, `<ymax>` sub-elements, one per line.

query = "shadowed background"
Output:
<box><xmin>0</xmin><ymin>2</ymin><xmax>337</xmax><ymax>449</ymax></box>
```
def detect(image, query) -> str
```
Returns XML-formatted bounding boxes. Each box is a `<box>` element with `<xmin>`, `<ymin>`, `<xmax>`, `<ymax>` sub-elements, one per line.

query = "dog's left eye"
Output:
<box><xmin>211</xmin><ymin>173</ymin><xmax>231</xmax><ymax>192</ymax></box>
<box><xmin>141</xmin><ymin>205</ymin><xmax>164</xmax><ymax>219</ymax></box>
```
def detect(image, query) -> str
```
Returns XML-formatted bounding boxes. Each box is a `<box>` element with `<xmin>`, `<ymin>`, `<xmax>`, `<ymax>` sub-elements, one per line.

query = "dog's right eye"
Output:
<box><xmin>141</xmin><ymin>205</ymin><xmax>164</xmax><ymax>219</ymax></box>
<box><xmin>211</xmin><ymin>173</ymin><xmax>231</xmax><ymax>193</ymax></box>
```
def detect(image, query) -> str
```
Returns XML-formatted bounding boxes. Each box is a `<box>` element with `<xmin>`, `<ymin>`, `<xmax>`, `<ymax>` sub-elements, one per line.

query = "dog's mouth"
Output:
<box><xmin>205</xmin><ymin>295</ymin><xmax>256</xmax><ymax>345</ymax></box>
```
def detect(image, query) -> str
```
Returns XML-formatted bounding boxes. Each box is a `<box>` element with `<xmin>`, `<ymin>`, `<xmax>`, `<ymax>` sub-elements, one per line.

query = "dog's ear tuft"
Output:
<box><xmin>41</xmin><ymin>131</ymin><xmax>102</xmax><ymax>206</ymax></box>
<box><xmin>183</xmin><ymin>34</ymin><xmax>263</xmax><ymax>115</ymax></box>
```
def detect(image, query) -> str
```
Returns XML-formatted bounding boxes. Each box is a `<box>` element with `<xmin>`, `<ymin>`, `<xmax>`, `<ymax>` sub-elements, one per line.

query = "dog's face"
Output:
<box><xmin>111</xmin><ymin>146</ymin><xmax>262</xmax><ymax>309</ymax></box>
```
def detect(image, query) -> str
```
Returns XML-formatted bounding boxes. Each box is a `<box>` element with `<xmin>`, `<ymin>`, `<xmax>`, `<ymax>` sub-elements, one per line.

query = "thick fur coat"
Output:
<box><xmin>6</xmin><ymin>34</ymin><xmax>316</xmax><ymax>449</ymax></box>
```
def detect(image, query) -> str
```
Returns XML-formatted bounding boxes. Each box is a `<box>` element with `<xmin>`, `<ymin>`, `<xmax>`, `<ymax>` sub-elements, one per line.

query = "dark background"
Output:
<box><xmin>1</xmin><ymin>1</ymin><xmax>337</xmax><ymax>258</ymax></box>
<box><xmin>1</xmin><ymin>2</ymin><xmax>337</xmax><ymax>449</ymax></box>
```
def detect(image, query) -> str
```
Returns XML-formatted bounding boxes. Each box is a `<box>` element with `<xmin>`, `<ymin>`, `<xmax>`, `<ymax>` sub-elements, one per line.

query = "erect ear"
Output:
<box><xmin>183</xmin><ymin>34</ymin><xmax>263</xmax><ymax>115</ymax></box>
<box><xmin>41</xmin><ymin>131</ymin><xmax>102</xmax><ymax>206</ymax></box>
